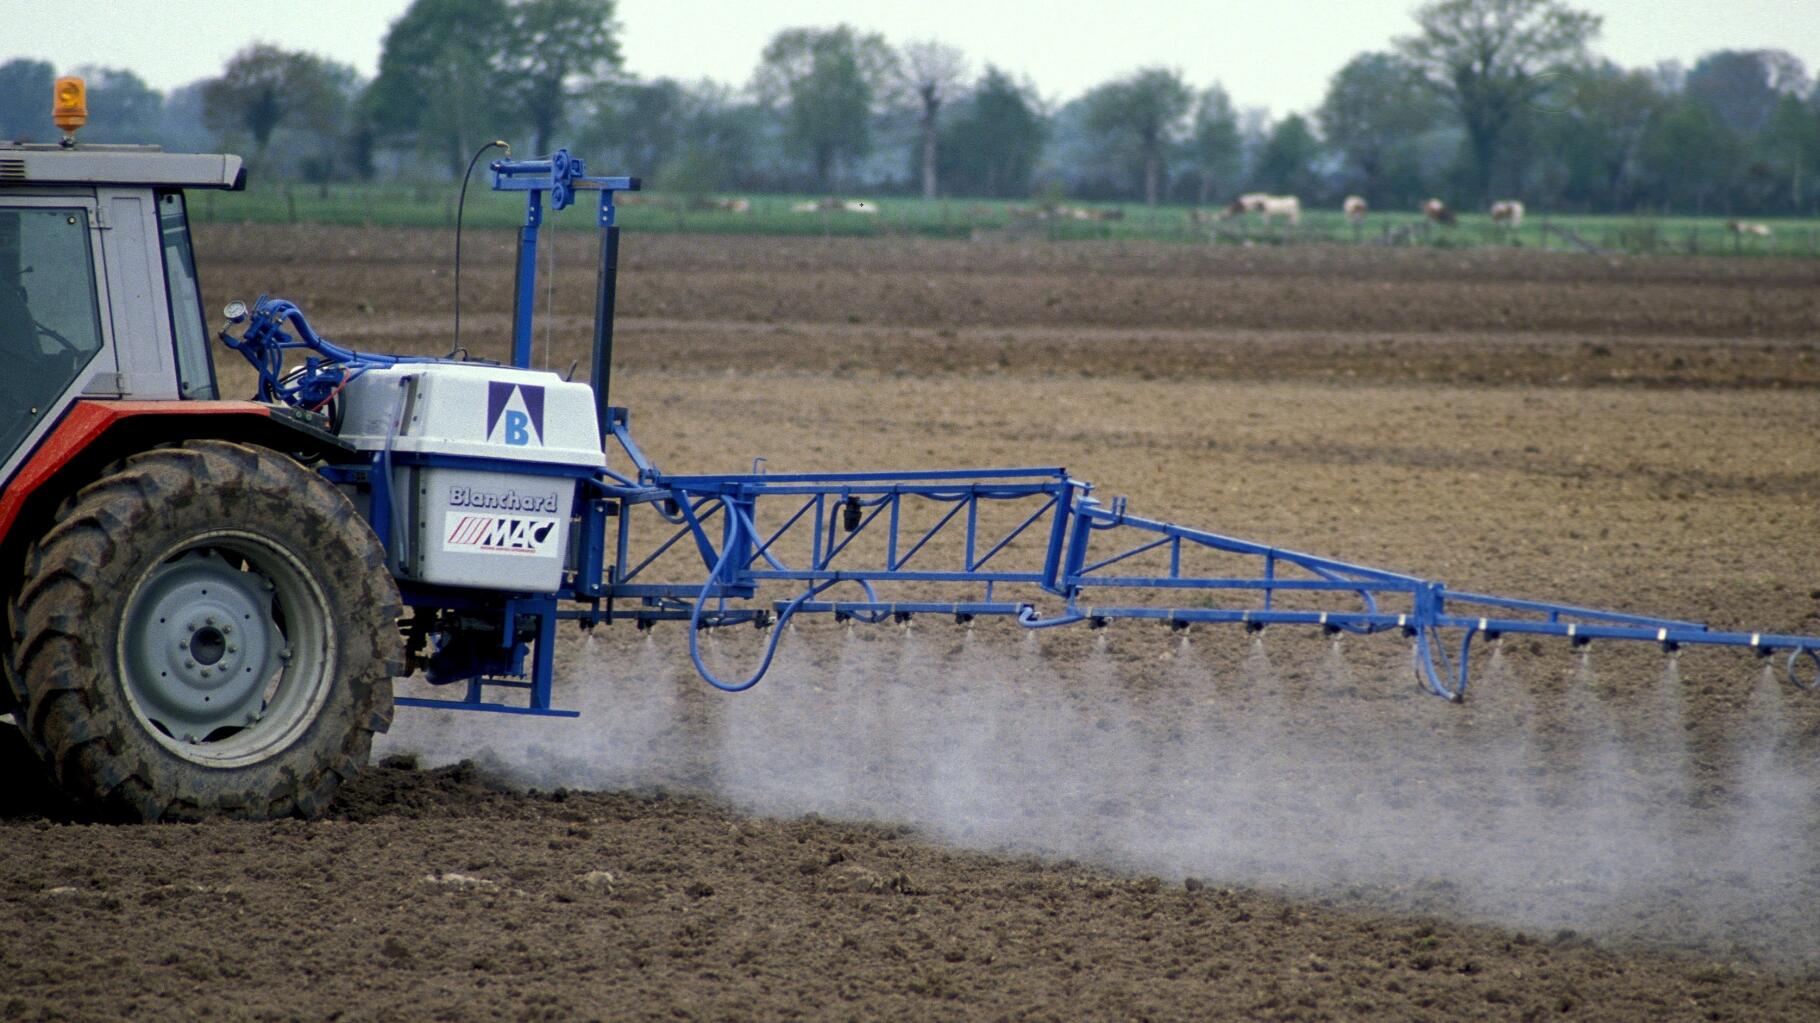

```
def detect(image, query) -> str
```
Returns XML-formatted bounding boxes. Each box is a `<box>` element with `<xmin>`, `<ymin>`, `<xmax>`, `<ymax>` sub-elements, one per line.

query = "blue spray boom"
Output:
<box><xmin>219</xmin><ymin>148</ymin><xmax>1820</xmax><ymax>717</ymax></box>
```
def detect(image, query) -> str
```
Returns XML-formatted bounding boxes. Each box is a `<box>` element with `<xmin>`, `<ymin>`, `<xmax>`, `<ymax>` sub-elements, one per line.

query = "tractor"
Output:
<box><xmin>4</xmin><ymin>79</ymin><xmax>1816</xmax><ymax>821</ymax></box>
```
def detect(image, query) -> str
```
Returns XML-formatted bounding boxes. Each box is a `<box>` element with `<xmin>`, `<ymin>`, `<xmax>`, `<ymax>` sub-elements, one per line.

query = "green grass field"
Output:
<box><xmin>188</xmin><ymin>182</ymin><xmax>1820</xmax><ymax>258</ymax></box>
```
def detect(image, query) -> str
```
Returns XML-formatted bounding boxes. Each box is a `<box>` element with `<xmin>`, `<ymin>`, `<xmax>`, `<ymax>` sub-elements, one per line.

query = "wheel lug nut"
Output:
<box><xmin>227</xmin><ymin>645</ymin><xmax>238</xmax><ymax>654</ymax></box>
<box><xmin>199</xmin><ymin>669</ymin><xmax>210</xmax><ymax>678</ymax></box>
<box><xmin>184</xmin><ymin>660</ymin><xmax>195</xmax><ymax>669</ymax></box>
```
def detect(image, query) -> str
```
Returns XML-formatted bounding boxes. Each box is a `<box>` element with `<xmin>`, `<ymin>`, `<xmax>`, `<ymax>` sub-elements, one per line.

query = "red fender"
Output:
<box><xmin>0</xmin><ymin>400</ymin><xmax>276</xmax><ymax>543</ymax></box>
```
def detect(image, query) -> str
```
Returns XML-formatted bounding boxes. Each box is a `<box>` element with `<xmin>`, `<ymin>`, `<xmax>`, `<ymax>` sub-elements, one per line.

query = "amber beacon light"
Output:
<box><xmin>52</xmin><ymin>76</ymin><xmax>87</xmax><ymax>142</ymax></box>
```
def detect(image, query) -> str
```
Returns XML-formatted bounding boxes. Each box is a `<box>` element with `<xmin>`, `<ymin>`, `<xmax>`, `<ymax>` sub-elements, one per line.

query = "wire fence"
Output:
<box><xmin>191</xmin><ymin>184</ymin><xmax>1820</xmax><ymax>259</ymax></box>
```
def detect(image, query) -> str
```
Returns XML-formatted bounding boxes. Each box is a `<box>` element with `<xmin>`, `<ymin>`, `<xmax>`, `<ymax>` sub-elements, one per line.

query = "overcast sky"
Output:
<box><xmin>6</xmin><ymin>0</ymin><xmax>1817</xmax><ymax>117</ymax></box>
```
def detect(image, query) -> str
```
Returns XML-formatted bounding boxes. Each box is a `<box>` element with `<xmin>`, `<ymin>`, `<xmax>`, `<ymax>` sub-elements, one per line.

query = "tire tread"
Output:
<box><xmin>7</xmin><ymin>441</ymin><xmax>400</xmax><ymax>821</ymax></box>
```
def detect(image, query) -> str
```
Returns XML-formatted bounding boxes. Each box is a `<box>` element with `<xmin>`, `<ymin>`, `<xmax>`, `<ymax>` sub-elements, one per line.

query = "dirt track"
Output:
<box><xmin>4</xmin><ymin>227</ymin><xmax>1820</xmax><ymax>1020</ymax></box>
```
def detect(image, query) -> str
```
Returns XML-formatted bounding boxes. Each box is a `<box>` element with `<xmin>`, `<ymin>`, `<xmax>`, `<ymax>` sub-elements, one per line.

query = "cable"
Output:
<box><xmin>451</xmin><ymin>139</ymin><xmax>510</xmax><ymax>359</ymax></box>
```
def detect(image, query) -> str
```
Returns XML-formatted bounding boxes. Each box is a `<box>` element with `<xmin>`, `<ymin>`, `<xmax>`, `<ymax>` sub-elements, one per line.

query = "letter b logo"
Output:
<box><xmin>504</xmin><ymin>410</ymin><xmax>531</xmax><ymax>446</ymax></box>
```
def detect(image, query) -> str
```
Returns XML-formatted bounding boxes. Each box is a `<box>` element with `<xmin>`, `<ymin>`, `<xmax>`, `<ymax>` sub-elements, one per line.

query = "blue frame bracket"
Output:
<box><xmin>489</xmin><ymin>149</ymin><xmax>640</xmax><ymax>368</ymax></box>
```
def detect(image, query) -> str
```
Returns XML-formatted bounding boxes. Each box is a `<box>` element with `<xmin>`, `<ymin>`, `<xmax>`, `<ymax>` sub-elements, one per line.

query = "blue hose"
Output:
<box><xmin>684</xmin><ymin>503</ymin><xmax>878</xmax><ymax>692</ymax></box>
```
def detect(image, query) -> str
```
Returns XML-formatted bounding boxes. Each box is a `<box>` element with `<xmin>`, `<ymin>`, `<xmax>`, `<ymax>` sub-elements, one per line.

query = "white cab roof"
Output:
<box><xmin>0</xmin><ymin>143</ymin><xmax>245</xmax><ymax>190</ymax></box>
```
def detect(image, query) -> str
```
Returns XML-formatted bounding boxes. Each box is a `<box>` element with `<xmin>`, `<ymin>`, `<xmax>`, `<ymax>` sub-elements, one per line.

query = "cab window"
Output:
<box><xmin>157</xmin><ymin>191</ymin><xmax>216</xmax><ymax>399</ymax></box>
<box><xmin>0</xmin><ymin>206</ymin><xmax>104</xmax><ymax>464</ymax></box>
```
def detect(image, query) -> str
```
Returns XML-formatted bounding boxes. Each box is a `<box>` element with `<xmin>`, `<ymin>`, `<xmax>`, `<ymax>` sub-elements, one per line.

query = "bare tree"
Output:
<box><xmin>202</xmin><ymin>45</ymin><xmax>354</xmax><ymax>174</ymax></box>
<box><xmin>899</xmin><ymin>40</ymin><xmax>967</xmax><ymax>200</ymax></box>
<box><xmin>1187</xmin><ymin>85</ymin><xmax>1242</xmax><ymax>204</ymax></box>
<box><xmin>500</xmin><ymin>0</ymin><xmax>624</xmax><ymax>156</ymax></box>
<box><xmin>1686</xmin><ymin>49</ymin><xmax>1810</xmax><ymax>137</ymax></box>
<box><xmin>1082</xmin><ymin>67</ymin><xmax>1192</xmax><ymax>207</ymax></box>
<box><xmin>1398</xmin><ymin>0</ymin><xmax>1600</xmax><ymax>201</ymax></box>
<box><xmin>368</xmin><ymin>0</ymin><xmax>513</xmax><ymax>176</ymax></box>
<box><xmin>1317</xmin><ymin>53</ymin><xmax>1440</xmax><ymax>203</ymax></box>
<box><xmin>753</xmin><ymin>25</ymin><xmax>898</xmax><ymax>191</ymax></box>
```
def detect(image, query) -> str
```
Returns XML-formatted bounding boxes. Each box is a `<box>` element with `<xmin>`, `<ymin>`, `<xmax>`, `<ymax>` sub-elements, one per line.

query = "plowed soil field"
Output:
<box><xmin>5</xmin><ymin>227</ymin><xmax>1820</xmax><ymax>1021</ymax></box>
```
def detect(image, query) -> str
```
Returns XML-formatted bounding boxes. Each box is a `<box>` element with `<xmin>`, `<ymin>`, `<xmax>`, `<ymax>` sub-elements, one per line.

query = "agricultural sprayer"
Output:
<box><xmin>2</xmin><ymin>81</ymin><xmax>1816</xmax><ymax>820</ymax></box>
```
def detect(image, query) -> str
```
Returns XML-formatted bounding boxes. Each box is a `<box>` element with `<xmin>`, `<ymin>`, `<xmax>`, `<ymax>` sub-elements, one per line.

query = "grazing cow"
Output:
<box><xmin>1011</xmin><ymin>203</ymin><xmax>1125</xmax><ymax>222</ymax></box>
<box><xmin>1343</xmin><ymin>195</ymin><xmax>1368</xmax><ymax>224</ymax></box>
<box><xmin>691</xmin><ymin>197</ymin><xmax>750</xmax><ymax>213</ymax></box>
<box><xmin>791</xmin><ymin>198</ymin><xmax>879</xmax><ymax>214</ymax></box>
<box><xmin>1727</xmin><ymin>220</ymin><xmax>1773</xmax><ymax>237</ymax></box>
<box><xmin>1063</xmin><ymin>205</ymin><xmax>1124</xmax><ymax>222</ymax></box>
<box><xmin>1422</xmin><ymin>198</ymin><xmax>1456</xmax><ymax>226</ymax></box>
<box><xmin>1490</xmin><ymin>200</ymin><xmax>1525</xmax><ymax>228</ymax></box>
<box><xmin>1222</xmin><ymin>193</ymin><xmax>1272</xmax><ymax>218</ymax></box>
<box><xmin>1258</xmin><ymin>195</ymin><xmax>1301</xmax><ymax>225</ymax></box>
<box><xmin>1224</xmin><ymin>193</ymin><xmax>1301</xmax><ymax>225</ymax></box>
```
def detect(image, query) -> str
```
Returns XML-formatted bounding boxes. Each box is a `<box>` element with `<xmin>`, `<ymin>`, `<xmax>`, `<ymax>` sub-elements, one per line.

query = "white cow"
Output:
<box><xmin>1343</xmin><ymin>195</ymin><xmax>1368</xmax><ymax>224</ymax></box>
<box><xmin>1727</xmin><ymin>220</ymin><xmax>1772</xmax><ymax>237</ymax></box>
<box><xmin>1490</xmin><ymin>200</ymin><xmax>1525</xmax><ymax>228</ymax></box>
<box><xmin>692</xmin><ymin>197</ymin><xmax>750</xmax><ymax>213</ymax></box>
<box><xmin>1225</xmin><ymin>193</ymin><xmax>1301</xmax><ymax>225</ymax></box>
<box><xmin>791</xmin><ymin>198</ymin><xmax>879</xmax><ymax>215</ymax></box>
<box><xmin>1422</xmin><ymin>198</ymin><xmax>1456</xmax><ymax>225</ymax></box>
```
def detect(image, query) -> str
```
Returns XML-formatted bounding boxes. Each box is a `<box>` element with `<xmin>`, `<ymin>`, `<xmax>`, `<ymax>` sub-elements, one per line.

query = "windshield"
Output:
<box><xmin>0</xmin><ymin>206</ymin><xmax>105</xmax><ymax>465</ymax></box>
<box><xmin>157</xmin><ymin>191</ymin><xmax>216</xmax><ymax>399</ymax></box>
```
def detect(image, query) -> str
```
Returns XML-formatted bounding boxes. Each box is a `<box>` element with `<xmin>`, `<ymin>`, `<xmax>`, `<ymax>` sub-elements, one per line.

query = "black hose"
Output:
<box><xmin>451</xmin><ymin>139</ymin><xmax>510</xmax><ymax>359</ymax></box>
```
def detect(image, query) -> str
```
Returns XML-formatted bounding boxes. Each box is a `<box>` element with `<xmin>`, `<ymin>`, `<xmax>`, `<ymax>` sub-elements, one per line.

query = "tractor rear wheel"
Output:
<box><xmin>7</xmin><ymin>440</ymin><xmax>402</xmax><ymax>820</ymax></box>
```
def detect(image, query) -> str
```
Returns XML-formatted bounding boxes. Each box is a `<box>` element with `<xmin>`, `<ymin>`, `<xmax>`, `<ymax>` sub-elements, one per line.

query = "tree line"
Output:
<box><xmin>3</xmin><ymin>0</ymin><xmax>1817</xmax><ymax>216</ymax></box>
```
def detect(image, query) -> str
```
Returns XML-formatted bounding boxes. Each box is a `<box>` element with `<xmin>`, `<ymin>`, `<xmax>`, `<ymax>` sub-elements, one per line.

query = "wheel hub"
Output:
<box><xmin>123</xmin><ymin>550</ymin><xmax>284</xmax><ymax>743</ymax></box>
<box><xmin>189</xmin><ymin>626</ymin><xmax>227</xmax><ymax>667</ymax></box>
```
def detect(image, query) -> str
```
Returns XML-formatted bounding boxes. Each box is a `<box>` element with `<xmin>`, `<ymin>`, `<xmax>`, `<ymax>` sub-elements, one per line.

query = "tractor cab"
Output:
<box><xmin>0</xmin><ymin>76</ymin><xmax>243</xmax><ymax>476</ymax></box>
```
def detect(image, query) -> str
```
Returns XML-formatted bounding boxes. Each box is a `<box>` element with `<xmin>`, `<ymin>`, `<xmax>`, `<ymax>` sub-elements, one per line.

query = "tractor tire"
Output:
<box><xmin>7</xmin><ymin>440</ymin><xmax>402</xmax><ymax>821</ymax></box>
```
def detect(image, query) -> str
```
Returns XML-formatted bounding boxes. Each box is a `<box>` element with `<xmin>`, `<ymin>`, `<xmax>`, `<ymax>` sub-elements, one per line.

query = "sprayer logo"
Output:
<box><xmin>443</xmin><ymin>511</ymin><xmax>561</xmax><ymax>557</ymax></box>
<box><xmin>486</xmin><ymin>382</ymin><xmax>546</xmax><ymax>447</ymax></box>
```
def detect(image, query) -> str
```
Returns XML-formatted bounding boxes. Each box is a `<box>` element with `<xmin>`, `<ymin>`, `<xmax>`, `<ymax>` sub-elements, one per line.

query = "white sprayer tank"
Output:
<box><xmin>335</xmin><ymin>362</ymin><xmax>605</xmax><ymax>592</ymax></box>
